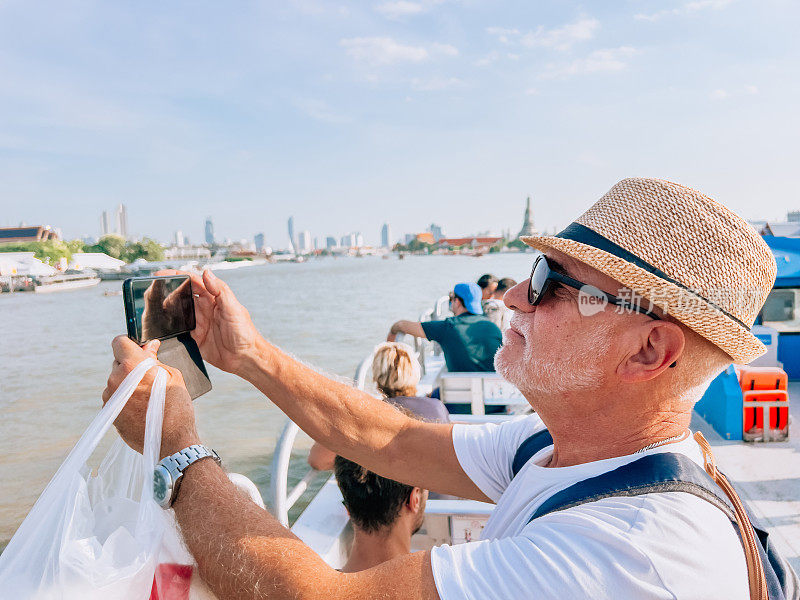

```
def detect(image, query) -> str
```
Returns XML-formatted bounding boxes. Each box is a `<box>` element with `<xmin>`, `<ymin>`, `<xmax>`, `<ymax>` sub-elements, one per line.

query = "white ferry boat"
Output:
<box><xmin>33</xmin><ymin>272</ymin><xmax>101</xmax><ymax>293</ymax></box>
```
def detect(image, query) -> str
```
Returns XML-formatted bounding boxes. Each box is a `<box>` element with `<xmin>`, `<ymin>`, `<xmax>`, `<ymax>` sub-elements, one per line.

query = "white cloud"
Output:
<box><xmin>543</xmin><ymin>46</ymin><xmax>637</xmax><ymax>78</ymax></box>
<box><xmin>376</xmin><ymin>1</ymin><xmax>425</xmax><ymax>19</ymax></box>
<box><xmin>636</xmin><ymin>0</ymin><xmax>733</xmax><ymax>21</ymax></box>
<box><xmin>486</xmin><ymin>26</ymin><xmax>520</xmax><ymax>44</ymax></box>
<box><xmin>339</xmin><ymin>37</ymin><xmax>457</xmax><ymax>66</ymax></box>
<box><xmin>711</xmin><ymin>89</ymin><xmax>728</xmax><ymax>100</ymax></box>
<box><xmin>521</xmin><ymin>16</ymin><xmax>599</xmax><ymax>51</ymax></box>
<box><xmin>744</xmin><ymin>84</ymin><xmax>759</xmax><ymax>95</ymax></box>
<box><xmin>524</xmin><ymin>88</ymin><xmax>539</xmax><ymax>96</ymax></box>
<box><xmin>340</xmin><ymin>37</ymin><xmax>428</xmax><ymax>65</ymax></box>
<box><xmin>375</xmin><ymin>0</ymin><xmax>450</xmax><ymax>19</ymax></box>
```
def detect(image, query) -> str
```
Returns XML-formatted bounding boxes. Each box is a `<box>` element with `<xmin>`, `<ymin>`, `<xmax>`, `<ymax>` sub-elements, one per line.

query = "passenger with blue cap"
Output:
<box><xmin>387</xmin><ymin>281</ymin><xmax>502</xmax><ymax>413</ymax></box>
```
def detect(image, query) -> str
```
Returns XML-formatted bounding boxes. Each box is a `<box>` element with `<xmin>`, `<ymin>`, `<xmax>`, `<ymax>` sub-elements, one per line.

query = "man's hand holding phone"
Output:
<box><xmin>154</xmin><ymin>269</ymin><xmax>260</xmax><ymax>376</ymax></box>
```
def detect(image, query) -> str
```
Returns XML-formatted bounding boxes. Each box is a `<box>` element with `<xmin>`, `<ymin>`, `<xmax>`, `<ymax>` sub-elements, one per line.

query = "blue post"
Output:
<box><xmin>694</xmin><ymin>366</ymin><xmax>744</xmax><ymax>440</ymax></box>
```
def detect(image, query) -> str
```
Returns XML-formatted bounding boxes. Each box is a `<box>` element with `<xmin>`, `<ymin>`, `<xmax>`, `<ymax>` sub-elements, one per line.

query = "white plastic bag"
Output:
<box><xmin>0</xmin><ymin>358</ymin><xmax>175</xmax><ymax>599</ymax></box>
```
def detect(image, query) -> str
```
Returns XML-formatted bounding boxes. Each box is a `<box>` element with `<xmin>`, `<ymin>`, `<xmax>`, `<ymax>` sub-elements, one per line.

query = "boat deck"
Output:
<box><xmin>695</xmin><ymin>383</ymin><xmax>800</xmax><ymax>573</ymax></box>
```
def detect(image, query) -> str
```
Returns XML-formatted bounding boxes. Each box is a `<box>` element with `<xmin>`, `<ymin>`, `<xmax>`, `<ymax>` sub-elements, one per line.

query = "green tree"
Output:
<box><xmin>65</xmin><ymin>239</ymin><xmax>89</xmax><ymax>255</ymax></box>
<box><xmin>121</xmin><ymin>238</ymin><xmax>165</xmax><ymax>262</ymax></box>
<box><xmin>507</xmin><ymin>239</ymin><xmax>528</xmax><ymax>251</ymax></box>
<box><xmin>406</xmin><ymin>239</ymin><xmax>433</xmax><ymax>253</ymax></box>
<box><xmin>90</xmin><ymin>235</ymin><xmax>127</xmax><ymax>259</ymax></box>
<box><xmin>0</xmin><ymin>240</ymin><xmax>73</xmax><ymax>264</ymax></box>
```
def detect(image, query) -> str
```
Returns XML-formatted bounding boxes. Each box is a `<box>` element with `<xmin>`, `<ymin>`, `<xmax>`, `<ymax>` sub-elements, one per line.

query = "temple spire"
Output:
<box><xmin>518</xmin><ymin>196</ymin><xmax>538</xmax><ymax>237</ymax></box>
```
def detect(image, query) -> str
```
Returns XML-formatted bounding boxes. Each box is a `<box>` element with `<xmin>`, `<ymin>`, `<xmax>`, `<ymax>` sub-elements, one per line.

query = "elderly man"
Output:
<box><xmin>105</xmin><ymin>178</ymin><xmax>780</xmax><ymax>599</ymax></box>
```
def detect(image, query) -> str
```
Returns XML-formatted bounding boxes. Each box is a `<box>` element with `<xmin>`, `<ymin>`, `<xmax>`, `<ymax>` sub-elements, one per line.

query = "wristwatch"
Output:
<box><xmin>153</xmin><ymin>444</ymin><xmax>221</xmax><ymax>508</ymax></box>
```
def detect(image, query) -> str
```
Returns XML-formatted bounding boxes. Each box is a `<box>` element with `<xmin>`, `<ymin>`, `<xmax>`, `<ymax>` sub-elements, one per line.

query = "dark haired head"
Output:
<box><xmin>334</xmin><ymin>456</ymin><xmax>414</xmax><ymax>533</ymax></box>
<box><xmin>496</xmin><ymin>277</ymin><xmax>517</xmax><ymax>294</ymax></box>
<box><xmin>477</xmin><ymin>273</ymin><xmax>498</xmax><ymax>289</ymax></box>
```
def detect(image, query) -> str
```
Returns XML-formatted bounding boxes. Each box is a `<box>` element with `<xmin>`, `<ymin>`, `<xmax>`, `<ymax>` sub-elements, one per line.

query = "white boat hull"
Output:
<box><xmin>34</xmin><ymin>278</ymin><xmax>100</xmax><ymax>293</ymax></box>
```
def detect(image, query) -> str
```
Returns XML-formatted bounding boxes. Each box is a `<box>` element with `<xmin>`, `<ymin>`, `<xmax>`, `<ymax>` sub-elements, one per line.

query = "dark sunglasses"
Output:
<box><xmin>528</xmin><ymin>254</ymin><xmax>661</xmax><ymax>320</ymax></box>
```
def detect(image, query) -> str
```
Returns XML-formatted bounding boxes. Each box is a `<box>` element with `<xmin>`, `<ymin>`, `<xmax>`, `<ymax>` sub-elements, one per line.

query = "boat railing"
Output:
<box><xmin>270</xmin><ymin>419</ymin><xmax>322</xmax><ymax>527</ymax></box>
<box><xmin>415</xmin><ymin>295</ymin><xmax>450</xmax><ymax>369</ymax></box>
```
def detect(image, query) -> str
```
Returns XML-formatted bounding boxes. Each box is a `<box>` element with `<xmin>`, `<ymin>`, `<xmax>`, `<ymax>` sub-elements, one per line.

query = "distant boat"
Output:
<box><xmin>34</xmin><ymin>273</ymin><xmax>100</xmax><ymax>293</ymax></box>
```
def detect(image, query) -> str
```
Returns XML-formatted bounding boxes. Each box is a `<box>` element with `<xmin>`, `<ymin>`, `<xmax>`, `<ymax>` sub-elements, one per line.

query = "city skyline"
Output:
<box><xmin>1</xmin><ymin>2</ymin><xmax>799</xmax><ymax>244</ymax></box>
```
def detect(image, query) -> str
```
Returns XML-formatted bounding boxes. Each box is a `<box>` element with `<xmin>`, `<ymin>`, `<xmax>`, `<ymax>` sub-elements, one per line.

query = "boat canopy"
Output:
<box><xmin>763</xmin><ymin>236</ymin><xmax>800</xmax><ymax>288</ymax></box>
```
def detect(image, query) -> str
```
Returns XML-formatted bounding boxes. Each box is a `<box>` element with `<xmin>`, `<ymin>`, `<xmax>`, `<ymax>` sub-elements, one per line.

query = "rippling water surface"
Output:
<box><xmin>0</xmin><ymin>253</ymin><xmax>533</xmax><ymax>547</ymax></box>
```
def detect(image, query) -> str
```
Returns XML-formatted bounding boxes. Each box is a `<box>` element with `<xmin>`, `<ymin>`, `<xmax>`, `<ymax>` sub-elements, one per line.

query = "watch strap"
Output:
<box><xmin>162</xmin><ymin>444</ymin><xmax>221</xmax><ymax>475</ymax></box>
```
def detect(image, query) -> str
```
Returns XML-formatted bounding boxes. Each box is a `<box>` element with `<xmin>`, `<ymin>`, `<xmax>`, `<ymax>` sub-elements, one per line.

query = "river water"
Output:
<box><xmin>0</xmin><ymin>253</ymin><xmax>533</xmax><ymax>548</ymax></box>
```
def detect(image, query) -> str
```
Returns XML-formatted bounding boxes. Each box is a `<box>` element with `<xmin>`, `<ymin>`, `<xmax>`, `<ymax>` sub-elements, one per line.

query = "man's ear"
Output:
<box><xmin>618</xmin><ymin>321</ymin><xmax>684</xmax><ymax>383</ymax></box>
<box><xmin>407</xmin><ymin>488</ymin><xmax>423</xmax><ymax>513</ymax></box>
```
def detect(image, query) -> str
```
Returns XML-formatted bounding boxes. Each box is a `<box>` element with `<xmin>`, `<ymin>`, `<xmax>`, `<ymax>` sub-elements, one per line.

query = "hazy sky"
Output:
<box><xmin>1</xmin><ymin>0</ymin><xmax>798</xmax><ymax>248</ymax></box>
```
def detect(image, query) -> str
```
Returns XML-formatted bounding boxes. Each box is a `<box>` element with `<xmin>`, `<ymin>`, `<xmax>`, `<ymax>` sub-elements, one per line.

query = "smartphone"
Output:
<box><xmin>122</xmin><ymin>275</ymin><xmax>211</xmax><ymax>399</ymax></box>
<box><xmin>123</xmin><ymin>275</ymin><xmax>195</xmax><ymax>344</ymax></box>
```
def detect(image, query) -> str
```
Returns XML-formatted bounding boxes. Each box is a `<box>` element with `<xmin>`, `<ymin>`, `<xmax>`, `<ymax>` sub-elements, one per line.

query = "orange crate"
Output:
<box><xmin>742</xmin><ymin>389</ymin><xmax>789</xmax><ymax>431</ymax></box>
<box><xmin>738</xmin><ymin>366</ymin><xmax>788</xmax><ymax>392</ymax></box>
<box><xmin>738</xmin><ymin>366</ymin><xmax>789</xmax><ymax>438</ymax></box>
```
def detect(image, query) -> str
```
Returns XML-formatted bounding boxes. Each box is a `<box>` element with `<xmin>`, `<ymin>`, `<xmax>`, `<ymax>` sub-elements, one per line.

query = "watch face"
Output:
<box><xmin>153</xmin><ymin>465</ymin><xmax>172</xmax><ymax>507</ymax></box>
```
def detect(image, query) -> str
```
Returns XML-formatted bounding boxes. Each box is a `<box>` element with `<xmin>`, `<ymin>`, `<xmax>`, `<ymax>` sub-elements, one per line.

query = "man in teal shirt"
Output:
<box><xmin>387</xmin><ymin>282</ymin><xmax>503</xmax><ymax>373</ymax></box>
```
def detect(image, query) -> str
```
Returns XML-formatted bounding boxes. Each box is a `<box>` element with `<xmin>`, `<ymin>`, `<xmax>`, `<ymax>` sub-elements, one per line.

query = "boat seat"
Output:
<box><xmin>438</xmin><ymin>371</ymin><xmax>528</xmax><ymax>415</ymax></box>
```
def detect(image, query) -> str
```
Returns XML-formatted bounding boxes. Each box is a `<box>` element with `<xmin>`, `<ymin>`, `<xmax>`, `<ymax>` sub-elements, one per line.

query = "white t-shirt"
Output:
<box><xmin>430</xmin><ymin>414</ymin><xmax>748</xmax><ymax>600</ymax></box>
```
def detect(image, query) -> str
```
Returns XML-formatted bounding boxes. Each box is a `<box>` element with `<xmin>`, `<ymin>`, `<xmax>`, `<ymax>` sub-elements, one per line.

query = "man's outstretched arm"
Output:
<box><xmin>238</xmin><ymin>335</ymin><xmax>488</xmax><ymax>501</ymax></box>
<box><xmin>387</xmin><ymin>320</ymin><xmax>426</xmax><ymax>341</ymax></box>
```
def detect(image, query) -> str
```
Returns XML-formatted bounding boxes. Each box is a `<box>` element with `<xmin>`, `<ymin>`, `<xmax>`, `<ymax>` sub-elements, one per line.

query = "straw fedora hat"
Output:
<box><xmin>522</xmin><ymin>178</ymin><xmax>777</xmax><ymax>364</ymax></box>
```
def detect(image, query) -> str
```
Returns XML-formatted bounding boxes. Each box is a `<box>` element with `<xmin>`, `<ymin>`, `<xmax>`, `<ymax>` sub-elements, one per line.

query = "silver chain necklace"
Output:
<box><xmin>634</xmin><ymin>430</ymin><xmax>689</xmax><ymax>454</ymax></box>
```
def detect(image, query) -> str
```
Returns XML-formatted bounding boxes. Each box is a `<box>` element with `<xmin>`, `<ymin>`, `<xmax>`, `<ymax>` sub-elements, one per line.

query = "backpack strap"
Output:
<box><xmin>527</xmin><ymin>451</ymin><xmax>735</xmax><ymax>522</ymax></box>
<box><xmin>511</xmin><ymin>429</ymin><xmax>553</xmax><ymax>477</ymax></box>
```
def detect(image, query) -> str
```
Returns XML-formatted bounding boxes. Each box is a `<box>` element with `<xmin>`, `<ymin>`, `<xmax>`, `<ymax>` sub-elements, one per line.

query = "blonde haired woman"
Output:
<box><xmin>308</xmin><ymin>342</ymin><xmax>449</xmax><ymax>471</ymax></box>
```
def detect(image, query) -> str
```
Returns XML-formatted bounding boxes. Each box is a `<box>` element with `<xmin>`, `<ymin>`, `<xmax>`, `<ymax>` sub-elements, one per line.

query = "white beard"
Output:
<box><xmin>496</xmin><ymin>324</ymin><xmax>611</xmax><ymax>397</ymax></box>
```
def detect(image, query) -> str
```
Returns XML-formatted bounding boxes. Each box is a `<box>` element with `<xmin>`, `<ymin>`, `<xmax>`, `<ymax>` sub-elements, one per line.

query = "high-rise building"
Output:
<box><xmin>341</xmin><ymin>233</ymin><xmax>352</xmax><ymax>248</ymax></box>
<box><xmin>115</xmin><ymin>204</ymin><xmax>128</xmax><ymax>239</ymax></box>
<box><xmin>205</xmin><ymin>217</ymin><xmax>215</xmax><ymax>245</ymax></box>
<box><xmin>288</xmin><ymin>216</ymin><xmax>297</xmax><ymax>254</ymax></box>
<box><xmin>381</xmin><ymin>223</ymin><xmax>392</xmax><ymax>248</ymax></box>
<box><xmin>255</xmin><ymin>233</ymin><xmax>265</xmax><ymax>252</ymax></box>
<box><xmin>429</xmin><ymin>223</ymin><xmax>443</xmax><ymax>242</ymax></box>
<box><xmin>101</xmin><ymin>211</ymin><xmax>111</xmax><ymax>237</ymax></box>
<box><xmin>518</xmin><ymin>196</ymin><xmax>538</xmax><ymax>238</ymax></box>
<box><xmin>174</xmin><ymin>230</ymin><xmax>185</xmax><ymax>247</ymax></box>
<box><xmin>298</xmin><ymin>230</ymin><xmax>312</xmax><ymax>253</ymax></box>
<box><xmin>325</xmin><ymin>236</ymin><xmax>337</xmax><ymax>249</ymax></box>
